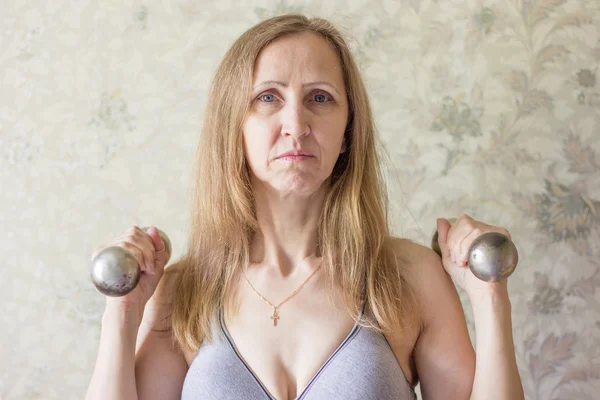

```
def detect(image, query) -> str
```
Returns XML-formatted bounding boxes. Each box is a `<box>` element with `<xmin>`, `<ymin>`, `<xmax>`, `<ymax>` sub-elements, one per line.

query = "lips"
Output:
<box><xmin>275</xmin><ymin>150</ymin><xmax>313</xmax><ymax>159</ymax></box>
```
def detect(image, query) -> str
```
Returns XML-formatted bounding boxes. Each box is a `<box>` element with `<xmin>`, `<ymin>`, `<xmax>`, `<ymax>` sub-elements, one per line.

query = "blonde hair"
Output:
<box><xmin>171</xmin><ymin>14</ymin><xmax>417</xmax><ymax>353</ymax></box>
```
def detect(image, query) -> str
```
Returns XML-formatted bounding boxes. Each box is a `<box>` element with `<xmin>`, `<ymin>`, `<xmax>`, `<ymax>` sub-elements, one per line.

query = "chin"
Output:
<box><xmin>273</xmin><ymin>175</ymin><xmax>326</xmax><ymax>196</ymax></box>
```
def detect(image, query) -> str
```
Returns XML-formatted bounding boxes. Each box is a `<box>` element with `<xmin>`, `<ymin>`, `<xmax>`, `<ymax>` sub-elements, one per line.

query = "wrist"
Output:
<box><xmin>468</xmin><ymin>283</ymin><xmax>511</xmax><ymax>312</ymax></box>
<box><xmin>103</xmin><ymin>299</ymin><xmax>144</xmax><ymax>330</ymax></box>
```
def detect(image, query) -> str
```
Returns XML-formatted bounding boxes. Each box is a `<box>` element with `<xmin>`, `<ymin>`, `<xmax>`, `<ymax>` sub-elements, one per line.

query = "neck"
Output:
<box><xmin>249</xmin><ymin>181</ymin><xmax>328</xmax><ymax>278</ymax></box>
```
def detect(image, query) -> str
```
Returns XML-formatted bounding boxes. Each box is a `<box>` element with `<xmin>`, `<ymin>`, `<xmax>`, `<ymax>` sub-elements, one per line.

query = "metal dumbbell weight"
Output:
<box><xmin>90</xmin><ymin>227</ymin><xmax>172</xmax><ymax>297</ymax></box>
<box><xmin>431</xmin><ymin>219</ymin><xmax>518</xmax><ymax>282</ymax></box>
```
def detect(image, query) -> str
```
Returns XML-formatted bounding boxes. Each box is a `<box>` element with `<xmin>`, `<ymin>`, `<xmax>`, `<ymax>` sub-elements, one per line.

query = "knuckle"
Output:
<box><xmin>461</xmin><ymin>214</ymin><xmax>474</xmax><ymax>226</ymax></box>
<box><xmin>146</xmin><ymin>250</ymin><xmax>155</xmax><ymax>263</ymax></box>
<box><xmin>144</xmin><ymin>242</ymin><xmax>155</xmax><ymax>254</ymax></box>
<box><xmin>121</xmin><ymin>241</ymin><xmax>140</xmax><ymax>256</ymax></box>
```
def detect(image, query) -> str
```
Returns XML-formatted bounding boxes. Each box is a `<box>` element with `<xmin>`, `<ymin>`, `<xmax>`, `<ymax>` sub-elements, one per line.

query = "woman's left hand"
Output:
<box><xmin>436</xmin><ymin>214</ymin><xmax>513</xmax><ymax>298</ymax></box>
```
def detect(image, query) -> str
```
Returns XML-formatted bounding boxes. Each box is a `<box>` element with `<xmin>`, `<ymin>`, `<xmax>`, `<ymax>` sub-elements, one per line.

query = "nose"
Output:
<box><xmin>280</xmin><ymin>101</ymin><xmax>310</xmax><ymax>140</ymax></box>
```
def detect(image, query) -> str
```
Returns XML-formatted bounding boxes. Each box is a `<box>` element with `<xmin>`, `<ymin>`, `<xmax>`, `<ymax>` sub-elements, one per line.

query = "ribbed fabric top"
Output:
<box><xmin>181</xmin><ymin>302</ymin><xmax>416</xmax><ymax>400</ymax></box>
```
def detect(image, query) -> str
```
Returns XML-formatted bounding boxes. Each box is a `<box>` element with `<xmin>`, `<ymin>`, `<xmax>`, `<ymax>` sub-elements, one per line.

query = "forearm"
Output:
<box><xmin>469</xmin><ymin>286</ymin><xmax>524</xmax><ymax>400</ymax></box>
<box><xmin>85</xmin><ymin>308</ymin><xmax>141</xmax><ymax>400</ymax></box>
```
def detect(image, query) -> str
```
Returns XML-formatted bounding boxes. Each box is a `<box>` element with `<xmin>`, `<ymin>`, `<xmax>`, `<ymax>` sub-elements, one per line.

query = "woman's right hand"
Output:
<box><xmin>91</xmin><ymin>225</ymin><xmax>170</xmax><ymax>323</ymax></box>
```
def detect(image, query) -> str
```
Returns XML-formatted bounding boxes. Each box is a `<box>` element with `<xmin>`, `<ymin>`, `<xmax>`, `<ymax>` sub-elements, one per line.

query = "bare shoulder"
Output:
<box><xmin>387</xmin><ymin>237</ymin><xmax>462</xmax><ymax>326</ymax></box>
<box><xmin>387</xmin><ymin>237</ymin><xmax>446</xmax><ymax>290</ymax></box>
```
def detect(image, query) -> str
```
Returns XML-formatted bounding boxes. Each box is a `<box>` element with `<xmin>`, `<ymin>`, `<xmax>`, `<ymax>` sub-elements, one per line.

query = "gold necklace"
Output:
<box><xmin>243</xmin><ymin>265</ymin><xmax>322</xmax><ymax>327</ymax></box>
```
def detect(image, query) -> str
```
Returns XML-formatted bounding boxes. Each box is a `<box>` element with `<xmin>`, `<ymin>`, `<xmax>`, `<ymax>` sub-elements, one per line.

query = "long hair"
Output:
<box><xmin>171</xmin><ymin>14</ymin><xmax>418</xmax><ymax>353</ymax></box>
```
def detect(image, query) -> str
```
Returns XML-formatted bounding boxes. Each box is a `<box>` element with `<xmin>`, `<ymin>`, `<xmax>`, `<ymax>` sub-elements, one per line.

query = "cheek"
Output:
<box><xmin>316</xmin><ymin>118</ymin><xmax>347</xmax><ymax>150</ymax></box>
<box><xmin>242</xmin><ymin>117</ymin><xmax>275</xmax><ymax>164</ymax></box>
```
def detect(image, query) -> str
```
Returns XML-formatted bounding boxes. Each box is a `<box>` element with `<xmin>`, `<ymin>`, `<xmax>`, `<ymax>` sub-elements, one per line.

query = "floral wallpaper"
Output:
<box><xmin>1</xmin><ymin>0</ymin><xmax>599</xmax><ymax>399</ymax></box>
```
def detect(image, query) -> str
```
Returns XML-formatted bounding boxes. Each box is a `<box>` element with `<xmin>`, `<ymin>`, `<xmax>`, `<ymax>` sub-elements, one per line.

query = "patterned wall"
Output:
<box><xmin>2</xmin><ymin>0</ymin><xmax>599</xmax><ymax>399</ymax></box>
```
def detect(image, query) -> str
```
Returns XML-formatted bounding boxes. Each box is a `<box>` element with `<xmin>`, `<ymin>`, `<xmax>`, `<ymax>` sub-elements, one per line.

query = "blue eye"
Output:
<box><xmin>259</xmin><ymin>93</ymin><xmax>275</xmax><ymax>102</ymax></box>
<box><xmin>313</xmin><ymin>93</ymin><xmax>330</xmax><ymax>103</ymax></box>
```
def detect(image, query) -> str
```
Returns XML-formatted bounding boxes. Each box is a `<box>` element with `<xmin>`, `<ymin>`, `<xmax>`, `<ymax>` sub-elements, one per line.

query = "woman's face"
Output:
<box><xmin>242</xmin><ymin>32</ymin><xmax>349</xmax><ymax>197</ymax></box>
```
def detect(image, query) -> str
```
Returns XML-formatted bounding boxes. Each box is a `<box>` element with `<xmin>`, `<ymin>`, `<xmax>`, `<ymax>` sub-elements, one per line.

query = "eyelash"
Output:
<box><xmin>256</xmin><ymin>91</ymin><xmax>333</xmax><ymax>103</ymax></box>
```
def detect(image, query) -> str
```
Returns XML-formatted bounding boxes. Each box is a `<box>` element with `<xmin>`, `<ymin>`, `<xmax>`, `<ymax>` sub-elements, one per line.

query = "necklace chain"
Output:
<box><xmin>243</xmin><ymin>265</ymin><xmax>322</xmax><ymax>327</ymax></box>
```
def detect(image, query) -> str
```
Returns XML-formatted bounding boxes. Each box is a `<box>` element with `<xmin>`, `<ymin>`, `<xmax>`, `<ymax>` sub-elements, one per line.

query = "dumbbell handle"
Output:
<box><xmin>431</xmin><ymin>220</ymin><xmax>518</xmax><ymax>282</ymax></box>
<box><xmin>90</xmin><ymin>227</ymin><xmax>172</xmax><ymax>297</ymax></box>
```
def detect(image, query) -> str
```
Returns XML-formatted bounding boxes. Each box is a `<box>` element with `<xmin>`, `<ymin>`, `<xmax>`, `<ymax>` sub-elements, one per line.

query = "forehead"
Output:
<box><xmin>253</xmin><ymin>32</ymin><xmax>344</xmax><ymax>86</ymax></box>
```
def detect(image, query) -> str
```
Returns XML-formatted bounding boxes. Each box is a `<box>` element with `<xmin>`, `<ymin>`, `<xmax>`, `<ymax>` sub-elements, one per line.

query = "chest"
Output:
<box><xmin>184</xmin><ymin>281</ymin><xmax>419</xmax><ymax>400</ymax></box>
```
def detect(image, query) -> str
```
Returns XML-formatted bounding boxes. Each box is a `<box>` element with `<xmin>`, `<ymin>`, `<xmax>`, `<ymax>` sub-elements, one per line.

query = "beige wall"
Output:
<box><xmin>2</xmin><ymin>1</ymin><xmax>599</xmax><ymax>399</ymax></box>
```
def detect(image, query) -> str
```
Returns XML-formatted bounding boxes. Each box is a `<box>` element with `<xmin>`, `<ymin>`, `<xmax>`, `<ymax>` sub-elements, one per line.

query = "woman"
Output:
<box><xmin>86</xmin><ymin>14</ymin><xmax>524</xmax><ymax>400</ymax></box>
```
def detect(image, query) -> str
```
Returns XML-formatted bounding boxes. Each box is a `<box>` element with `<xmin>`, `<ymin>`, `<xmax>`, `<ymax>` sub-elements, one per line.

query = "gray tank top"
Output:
<box><xmin>181</xmin><ymin>301</ymin><xmax>416</xmax><ymax>400</ymax></box>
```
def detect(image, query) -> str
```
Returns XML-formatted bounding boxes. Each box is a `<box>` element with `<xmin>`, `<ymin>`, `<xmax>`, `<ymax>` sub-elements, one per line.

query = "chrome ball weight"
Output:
<box><xmin>90</xmin><ymin>227</ymin><xmax>172</xmax><ymax>297</ymax></box>
<box><xmin>467</xmin><ymin>232</ymin><xmax>518</xmax><ymax>282</ymax></box>
<box><xmin>431</xmin><ymin>225</ymin><xmax>518</xmax><ymax>282</ymax></box>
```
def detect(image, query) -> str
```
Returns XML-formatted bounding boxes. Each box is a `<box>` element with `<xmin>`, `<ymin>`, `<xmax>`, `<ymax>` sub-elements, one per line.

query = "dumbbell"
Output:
<box><xmin>431</xmin><ymin>219</ymin><xmax>518</xmax><ymax>282</ymax></box>
<box><xmin>90</xmin><ymin>227</ymin><xmax>172</xmax><ymax>297</ymax></box>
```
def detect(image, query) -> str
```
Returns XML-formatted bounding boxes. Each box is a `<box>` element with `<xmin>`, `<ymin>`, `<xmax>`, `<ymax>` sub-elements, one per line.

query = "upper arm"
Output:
<box><xmin>135</xmin><ymin>262</ymin><xmax>188</xmax><ymax>400</ymax></box>
<box><xmin>403</xmin><ymin>241</ymin><xmax>475</xmax><ymax>400</ymax></box>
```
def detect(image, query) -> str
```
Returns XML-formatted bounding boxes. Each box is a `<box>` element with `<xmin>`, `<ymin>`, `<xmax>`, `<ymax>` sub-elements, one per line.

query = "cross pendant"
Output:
<box><xmin>270</xmin><ymin>308</ymin><xmax>280</xmax><ymax>327</ymax></box>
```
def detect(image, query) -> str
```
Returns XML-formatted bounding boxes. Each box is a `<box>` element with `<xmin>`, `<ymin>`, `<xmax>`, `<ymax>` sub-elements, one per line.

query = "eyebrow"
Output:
<box><xmin>252</xmin><ymin>80</ymin><xmax>342</xmax><ymax>97</ymax></box>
